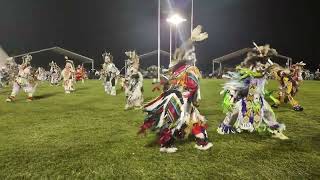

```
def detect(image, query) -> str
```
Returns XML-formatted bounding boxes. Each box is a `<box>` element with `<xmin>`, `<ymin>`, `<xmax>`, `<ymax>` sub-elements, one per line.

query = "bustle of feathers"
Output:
<box><xmin>22</xmin><ymin>54</ymin><xmax>32</xmax><ymax>65</ymax></box>
<box><xmin>171</xmin><ymin>25</ymin><xmax>208</xmax><ymax>68</ymax></box>
<box><xmin>125</xmin><ymin>50</ymin><xmax>140</xmax><ymax>69</ymax></box>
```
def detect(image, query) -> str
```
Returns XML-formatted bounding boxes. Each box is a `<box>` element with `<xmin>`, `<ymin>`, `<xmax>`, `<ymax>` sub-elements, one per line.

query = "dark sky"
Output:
<box><xmin>0</xmin><ymin>0</ymin><xmax>317</xmax><ymax>72</ymax></box>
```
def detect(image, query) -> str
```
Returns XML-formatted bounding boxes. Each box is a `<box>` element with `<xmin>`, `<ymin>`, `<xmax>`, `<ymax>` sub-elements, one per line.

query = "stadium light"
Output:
<box><xmin>167</xmin><ymin>14</ymin><xmax>186</xmax><ymax>65</ymax></box>
<box><xmin>166</xmin><ymin>14</ymin><xmax>187</xmax><ymax>26</ymax></box>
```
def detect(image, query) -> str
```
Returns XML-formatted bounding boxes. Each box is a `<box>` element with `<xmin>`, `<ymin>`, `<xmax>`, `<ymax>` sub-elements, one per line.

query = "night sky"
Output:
<box><xmin>0</xmin><ymin>0</ymin><xmax>317</xmax><ymax>72</ymax></box>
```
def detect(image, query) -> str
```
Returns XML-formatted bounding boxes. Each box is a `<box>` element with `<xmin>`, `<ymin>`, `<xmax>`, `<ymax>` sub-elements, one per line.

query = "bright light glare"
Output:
<box><xmin>166</xmin><ymin>14</ymin><xmax>187</xmax><ymax>25</ymax></box>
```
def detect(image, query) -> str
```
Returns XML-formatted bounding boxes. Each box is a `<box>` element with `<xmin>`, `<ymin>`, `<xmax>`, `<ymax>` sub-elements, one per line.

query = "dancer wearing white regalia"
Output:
<box><xmin>6</xmin><ymin>54</ymin><xmax>37</xmax><ymax>102</ymax></box>
<box><xmin>49</xmin><ymin>61</ymin><xmax>61</xmax><ymax>86</ymax></box>
<box><xmin>0</xmin><ymin>67</ymin><xmax>7</xmax><ymax>88</ymax></box>
<box><xmin>61</xmin><ymin>57</ymin><xmax>75</xmax><ymax>93</ymax></box>
<box><xmin>36</xmin><ymin>67</ymin><xmax>47</xmax><ymax>81</ymax></box>
<box><xmin>3</xmin><ymin>58</ymin><xmax>18</xmax><ymax>86</ymax></box>
<box><xmin>101</xmin><ymin>52</ymin><xmax>120</xmax><ymax>95</ymax></box>
<box><xmin>124</xmin><ymin>51</ymin><xmax>143</xmax><ymax>110</ymax></box>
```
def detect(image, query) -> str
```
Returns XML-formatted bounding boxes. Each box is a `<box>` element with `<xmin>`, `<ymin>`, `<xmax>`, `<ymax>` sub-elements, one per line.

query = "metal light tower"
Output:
<box><xmin>167</xmin><ymin>14</ymin><xmax>186</xmax><ymax>65</ymax></box>
<box><xmin>157</xmin><ymin>0</ymin><xmax>161</xmax><ymax>82</ymax></box>
<box><xmin>191</xmin><ymin>0</ymin><xmax>194</xmax><ymax>33</ymax></box>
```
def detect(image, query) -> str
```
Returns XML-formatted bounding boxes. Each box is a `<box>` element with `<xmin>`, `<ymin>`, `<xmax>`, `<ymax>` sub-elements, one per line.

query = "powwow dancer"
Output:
<box><xmin>60</xmin><ymin>57</ymin><xmax>75</xmax><ymax>93</ymax></box>
<box><xmin>101</xmin><ymin>52</ymin><xmax>120</xmax><ymax>95</ymax></box>
<box><xmin>75</xmin><ymin>64</ymin><xmax>87</xmax><ymax>84</ymax></box>
<box><xmin>0</xmin><ymin>67</ymin><xmax>8</xmax><ymax>88</ymax></box>
<box><xmin>36</xmin><ymin>67</ymin><xmax>47</xmax><ymax>81</ymax></box>
<box><xmin>217</xmin><ymin>44</ymin><xmax>288</xmax><ymax>140</ymax></box>
<box><xmin>4</xmin><ymin>58</ymin><xmax>19</xmax><ymax>86</ymax></box>
<box><xmin>6</xmin><ymin>54</ymin><xmax>37</xmax><ymax>102</ymax></box>
<box><xmin>124</xmin><ymin>51</ymin><xmax>144</xmax><ymax>110</ymax></box>
<box><xmin>138</xmin><ymin>25</ymin><xmax>213</xmax><ymax>153</ymax></box>
<box><xmin>49</xmin><ymin>61</ymin><xmax>61</xmax><ymax>86</ymax></box>
<box><xmin>269</xmin><ymin>61</ymin><xmax>305</xmax><ymax>111</ymax></box>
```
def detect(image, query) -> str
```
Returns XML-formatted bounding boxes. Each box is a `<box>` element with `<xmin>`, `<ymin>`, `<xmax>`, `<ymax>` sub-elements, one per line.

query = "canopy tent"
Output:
<box><xmin>11</xmin><ymin>47</ymin><xmax>94</xmax><ymax>70</ymax></box>
<box><xmin>211</xmin><ymin>47</ymin><xmax>293</xmax><ymax>76</ymax></box>
<box><xmin>139</xmin><ymin>50</ymin><xmax>170</xmax><ymax>59</ymax></box>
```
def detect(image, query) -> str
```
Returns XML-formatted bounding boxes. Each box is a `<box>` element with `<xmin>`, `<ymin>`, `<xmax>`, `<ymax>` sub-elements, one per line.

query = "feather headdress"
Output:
<box><xmin>102</xmin><ymin>51</ymin><xmax>113</xmax><ymax>63</ymax></box>
<box><xmin>125</xmin><ymin>50</ymin><xmax>139</xmax><ymax>69</ymax></box>
<box><xmin>170</xmin><ymin>25</ymin><xmax>208</xmax><ymax>68</ymax></box>
<box><xmin>22</xmin><ymin>54</ymin><xmax>32</xmax><ymax>65</ymax></box>
<box><xmin>64</xmin><ymin>56</ymin><xmax>75</xmax><ymax>71</ymax></box>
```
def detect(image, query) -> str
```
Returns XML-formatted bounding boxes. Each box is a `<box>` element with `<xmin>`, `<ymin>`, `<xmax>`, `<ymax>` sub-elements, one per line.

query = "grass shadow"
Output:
<box><xmin>34</xmin><ymin>92</ymin><xmax>62</xmax><ymax>100</ymax></box>
<box><xmin>75</xmin><ymin>86</ymin><xmax>89</xmax><ymax>92</ymax></box>
<box><xmin>116</xmin><ymin>89</ymin><xmax>125</xmax><ymax>95</ymax></box>
<box><xmin>144</xmin><ymin>97</ymin><xmax>155</xmax><ymax>102</ymax></box>
<box><xmin>144</xmin><ymin>139</ymin><xmax>159</xmax><ymax>148</ymax></box>
<box><xmin>0</xmin><ymin>90</ymin><xmax>10</xmax><ymax>95</ymax></box>
<box><xmin>143</xmin><ymin>134</ymin><xmax>204</xmax><ymax>148</ymax></box>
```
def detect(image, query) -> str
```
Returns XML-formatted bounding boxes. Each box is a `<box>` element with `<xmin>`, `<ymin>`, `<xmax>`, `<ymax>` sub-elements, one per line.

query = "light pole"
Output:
<box><xmin>157</xmin><ymin>0</ymin><xmax>161</xmax><ymax>82</ymax></box>
<box><xmin>191</xmin><ymin>0</ymin><xmax>194</xmax><ymax>33</ymax></box>
<box><xmin>166</xmin><ymin>14</ymin><xmax>186</xmax><ymax>65</ymax></box>
<box><xmin>191</xmin><ymin>0</ymin><xmax>196</xmax><ymax>66</ymax></box>
<box><xmin>169</xmin><ymin>24</ymin><xmax>172</xmax><ymax>64</ymax></box>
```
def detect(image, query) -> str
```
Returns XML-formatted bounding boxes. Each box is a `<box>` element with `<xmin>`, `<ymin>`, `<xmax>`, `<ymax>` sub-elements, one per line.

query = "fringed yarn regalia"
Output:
<box><xmin>138</xmin><ymin>25</ymin><xmax>213</xmax><ymax>153</ymax></box>
<box><xmin>269</xmin><ymin>61</ymin><xmax>305</xmax><ymax>111</ymax></box>
<box><xmin>75</xmin><ymin>64</ymin><xmax>87</xmax><ymax>84</ymax></box>
<box><xmin>217</xmin><ymin>44</ymin><xmax>289</xmax><ymax>140</ymax></box>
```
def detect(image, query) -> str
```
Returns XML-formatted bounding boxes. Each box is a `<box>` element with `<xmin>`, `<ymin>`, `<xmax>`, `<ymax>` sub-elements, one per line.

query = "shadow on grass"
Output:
<box><xmin>271</xmin><ymin>104</ymin><xmax>296</xmax><ymax>112</ymax></box>
<box><xmin>74</xmin><ymin>86</ymin><xmax>89</xmax><ymax>92</ymax></box>
<box><xmin>34</xmin><ymin>92</ymin><xmax>61</xmax><ymax>100</ymax></box>
<box><xmin>144</xmin><ymin>97</ymin><xmax>155</xmax><ymax>103</ymax></box>
<box><xmin>203</xmin><ymin>110</ymin><xmax>223</xmax><ymax>116</ymax></box>
<box><xmin>143</xmin><ymin>134</ymin><xmax>209</xmax><ymax>148</ymax></box>
<box><xmin>0</xmin><ymin>90</ymin><xmax>10</xmax><ymax>95</ymax></box>
<box><xmin>116</xmin><ymin>89</ymin><xmax>124</xmax><ymax>95</ymax></box>
<box><xmin>144</xmin><ymin>139</ymin><xmax>159</xmax><ymax>148</ymax></box>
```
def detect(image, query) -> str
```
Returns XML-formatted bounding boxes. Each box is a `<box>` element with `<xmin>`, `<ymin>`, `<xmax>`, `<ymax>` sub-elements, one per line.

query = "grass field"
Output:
<box><xmin>0</xmin><ymin>79</ymin><xmax>319</xmax><ymax>179</ymax></box>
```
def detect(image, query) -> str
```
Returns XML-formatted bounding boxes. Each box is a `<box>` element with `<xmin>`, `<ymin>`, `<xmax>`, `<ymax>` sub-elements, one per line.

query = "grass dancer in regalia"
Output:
<box><xmin>138</xmin><ymin>25</ymin><xmax>213</xmax><ymax>153</ymax></box>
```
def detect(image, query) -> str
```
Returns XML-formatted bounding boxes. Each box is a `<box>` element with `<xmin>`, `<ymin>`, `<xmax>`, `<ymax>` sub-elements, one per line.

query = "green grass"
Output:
<box><xmin>0</xmin><ymin>79</ymin><xmax>319</xmax><ymax>179</ymax></box>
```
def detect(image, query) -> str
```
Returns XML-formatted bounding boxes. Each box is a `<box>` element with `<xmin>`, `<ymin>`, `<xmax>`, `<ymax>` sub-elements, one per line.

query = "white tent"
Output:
<box><xmin>11</xmin><ymin>47</ymin><xmax>95</xmax><ymax>70</ymax></box>
<box><xmin>211</xmin><ymin>47</ymin><xmax>293</xmax><ymax>75</ymax></box>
